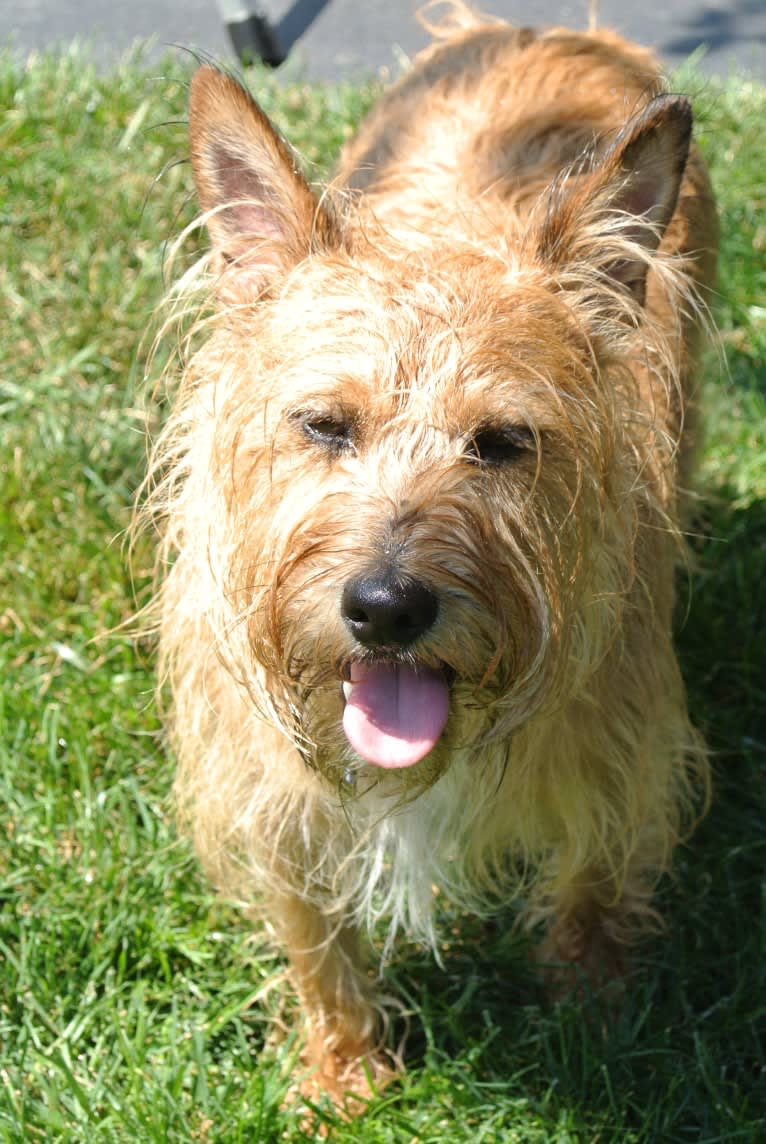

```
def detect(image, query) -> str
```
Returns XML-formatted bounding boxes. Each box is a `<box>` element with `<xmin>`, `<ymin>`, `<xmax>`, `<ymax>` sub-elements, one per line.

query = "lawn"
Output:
<box><xmin>1</xmin><ymin>42</ymin><xmax>764</xmax><ymax>1143</ymax></box>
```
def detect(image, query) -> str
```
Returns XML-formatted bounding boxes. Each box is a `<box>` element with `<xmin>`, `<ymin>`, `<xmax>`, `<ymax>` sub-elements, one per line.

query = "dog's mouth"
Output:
<box><xmin>341</xmin><ymin>660</ymin><xmax>451</xmax><ymax>769</ymax></box>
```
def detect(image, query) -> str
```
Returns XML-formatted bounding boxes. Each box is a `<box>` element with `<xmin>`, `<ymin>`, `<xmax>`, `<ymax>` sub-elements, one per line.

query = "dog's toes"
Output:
<box><xmin>537</xmin><ymin>929</ymin><xmax>629</xmax><ymax>1010</ymax></box>
<box><xmin>286</xmin><ymin>1043</ymin><xmax>400</xmax><ymax>1128</ymax></box>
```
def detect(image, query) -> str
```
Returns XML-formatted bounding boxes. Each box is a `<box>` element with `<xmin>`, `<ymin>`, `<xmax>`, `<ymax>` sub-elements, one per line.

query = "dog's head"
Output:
<box><xmin>178</xmin><ymin>67</ymin><xmax>693</xmax><ymax>788</ymax></box>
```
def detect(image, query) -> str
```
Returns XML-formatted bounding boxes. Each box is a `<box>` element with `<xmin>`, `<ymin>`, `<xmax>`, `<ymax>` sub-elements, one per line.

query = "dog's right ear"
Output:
<box><xmin>189</xmin><ymin>66</ymin><xmax>341</xmax><ymax>303</ymax></box>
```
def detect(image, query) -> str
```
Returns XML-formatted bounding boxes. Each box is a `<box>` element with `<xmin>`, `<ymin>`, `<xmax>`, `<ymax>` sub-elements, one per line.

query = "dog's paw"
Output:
<box><xmin>285</xmin><ymin>1043</ymin><xmax>399</xmax><ymax>1132</ymax></box>
<box><xmin>537</xmin><ymin>925</ymin><xmax>628</xmax><ymax>1008</ymax></box>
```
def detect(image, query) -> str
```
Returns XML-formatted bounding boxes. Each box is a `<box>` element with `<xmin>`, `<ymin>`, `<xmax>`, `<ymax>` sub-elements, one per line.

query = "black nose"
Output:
<box><xmin>341</xmin><ymin>574</ymin><xmax>438</xmax><ymax>649</ymax></box>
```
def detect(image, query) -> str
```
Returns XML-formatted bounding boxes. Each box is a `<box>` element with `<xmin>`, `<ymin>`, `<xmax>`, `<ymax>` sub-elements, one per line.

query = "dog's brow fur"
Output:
<box><xmin>136</xmin><ymin>0</ymin><xmax>718</xmax><ymax>1111</ymax></box>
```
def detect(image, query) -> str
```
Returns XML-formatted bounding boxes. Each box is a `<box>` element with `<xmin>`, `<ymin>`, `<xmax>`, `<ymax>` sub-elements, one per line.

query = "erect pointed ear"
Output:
<box><xmin>536</xmin><ymin>95</ymin><xmax>692</xmax><ymax>307</ymax></box>
<box><xmin>188</xmin><ymin>66</ymin><xmax>341</xmax><ymax>303</ymax></box>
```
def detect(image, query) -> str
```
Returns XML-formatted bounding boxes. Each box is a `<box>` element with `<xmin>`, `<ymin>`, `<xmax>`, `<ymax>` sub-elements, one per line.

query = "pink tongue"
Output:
<box><xmin>342</xmin><ymin>662</ymin><xmax>450</xmax><ymax>769</ymax></box>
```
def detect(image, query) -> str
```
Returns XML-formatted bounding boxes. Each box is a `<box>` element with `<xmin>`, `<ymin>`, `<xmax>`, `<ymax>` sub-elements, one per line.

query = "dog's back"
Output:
<box><xmin>340</xmin><ymin>21</ymin><xmax>663</xmax><ymax>201</ymax></box>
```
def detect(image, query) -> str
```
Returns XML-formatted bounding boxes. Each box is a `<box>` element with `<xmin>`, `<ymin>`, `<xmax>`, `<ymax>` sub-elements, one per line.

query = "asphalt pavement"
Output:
<box><xmin>4</xmin><ymin>1</ymin><xmax>766</xmax><ymax>80</ymax></box>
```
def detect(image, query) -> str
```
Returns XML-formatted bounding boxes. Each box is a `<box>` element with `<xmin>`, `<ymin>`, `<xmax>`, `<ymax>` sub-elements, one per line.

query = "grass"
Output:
<box><xmin>1</xmin><ymin>41</ymin><xmax>764</xmax><ymax>1143</ymax></box>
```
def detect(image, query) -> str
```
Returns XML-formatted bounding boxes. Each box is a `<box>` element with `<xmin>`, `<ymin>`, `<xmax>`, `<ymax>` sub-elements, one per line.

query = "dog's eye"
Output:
<box><xmin>466</xmin><ymin>425</ymin><xmax>536</xmax><ymax>465</ymax></box>
<box><xmin>298</xmin><ymin>413</ymin><xmax>355</xmax><ymax>455</ymax></box>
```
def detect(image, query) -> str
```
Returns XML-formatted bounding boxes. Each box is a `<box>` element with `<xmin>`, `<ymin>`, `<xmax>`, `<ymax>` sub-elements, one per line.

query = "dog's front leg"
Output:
<box><xmin>266</xmin><ymin>890</ymin><xmax>397</xmax><ymax>1104</ymax></box>
<box><xmin>534</xmin><ymin>860</ymin><xmax>661</xmax><ymax>1002</ymax></box>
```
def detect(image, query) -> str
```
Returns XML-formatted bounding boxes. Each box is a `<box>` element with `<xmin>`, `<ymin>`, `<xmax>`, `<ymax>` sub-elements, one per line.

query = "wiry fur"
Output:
<box><xmin>138</xmin><ymin>2</ymin><xmax>717</xmax><ymax>1105</ymax></box>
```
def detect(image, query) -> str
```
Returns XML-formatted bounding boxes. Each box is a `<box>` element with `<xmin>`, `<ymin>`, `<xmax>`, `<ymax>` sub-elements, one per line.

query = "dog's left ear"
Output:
<box><xmin>189</xmin><ymin>66</ymin><xmax>341</xmax><ymax>303</ymax></box>
<box><xmin>536</xmin><ymin>95</ymin><xmax>692</xmax><ymax>307</ymax></box>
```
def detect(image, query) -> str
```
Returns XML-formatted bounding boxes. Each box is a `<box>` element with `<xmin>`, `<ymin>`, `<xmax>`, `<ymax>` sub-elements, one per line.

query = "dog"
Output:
<box><xmin>143</xmin><ymin>1</ymin><xmax>717</xmax><ymax>1107</ymax></box>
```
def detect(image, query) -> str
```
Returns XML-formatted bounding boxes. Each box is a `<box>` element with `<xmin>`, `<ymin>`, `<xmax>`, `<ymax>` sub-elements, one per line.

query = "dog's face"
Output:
<box><xmin>206</xmin><ymin>256</ymin><xmax>592</xmax><ymax>780</ymax></box>
<box><xmin>185</xmin><ymin>68</ymin><xmax>691</xmax><ymax>788</ymax></box>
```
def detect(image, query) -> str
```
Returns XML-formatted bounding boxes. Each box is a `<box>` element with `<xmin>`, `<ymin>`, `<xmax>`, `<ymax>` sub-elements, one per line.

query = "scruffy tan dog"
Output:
<box><xmin>144</xmin><ymin>1</ymin><xmax>717</xmax><ymax>1106</ymax></box>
